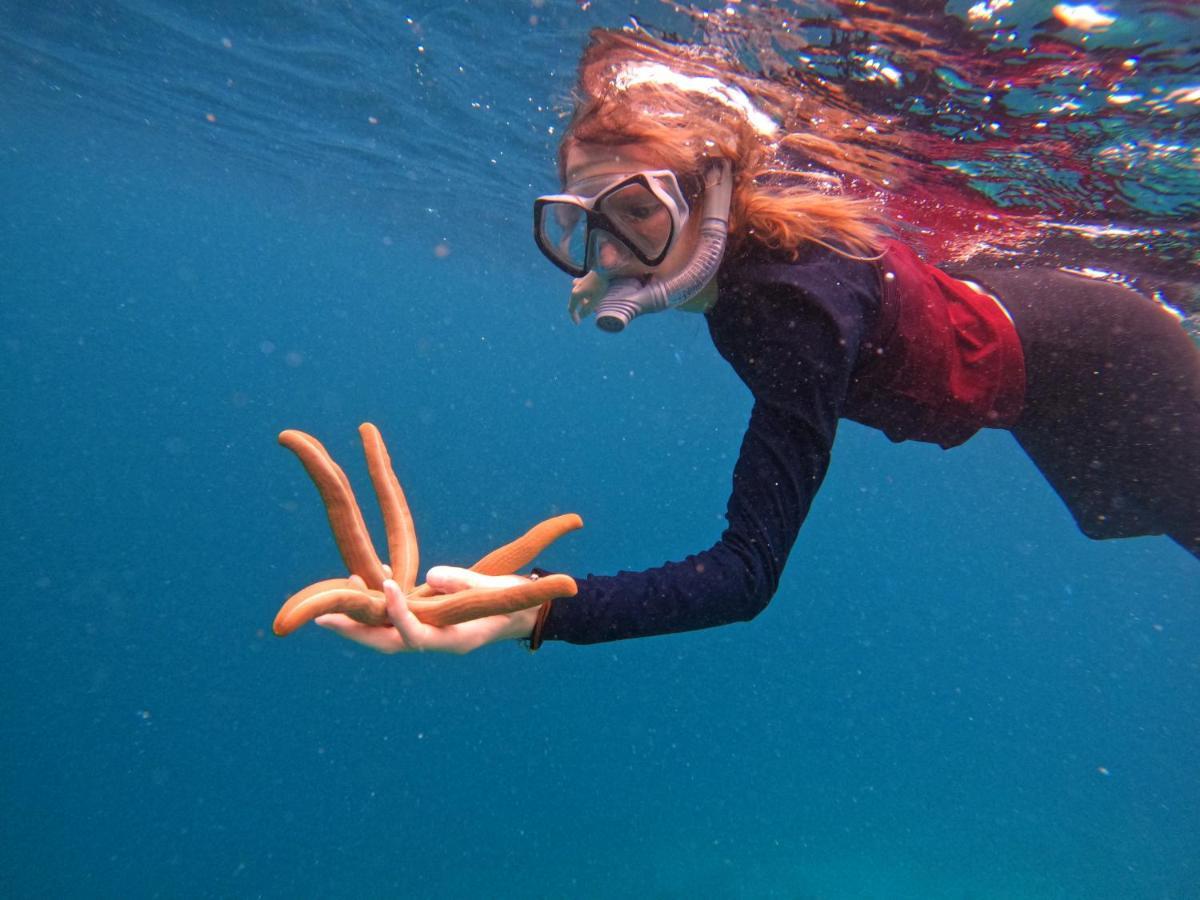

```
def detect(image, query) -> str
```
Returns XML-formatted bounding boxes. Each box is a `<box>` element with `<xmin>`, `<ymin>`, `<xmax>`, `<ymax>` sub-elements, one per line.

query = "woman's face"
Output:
<box><xmin>563</xmin><ymin>143</ymin><xmax>701</xmax><ymax>279</ymax></box>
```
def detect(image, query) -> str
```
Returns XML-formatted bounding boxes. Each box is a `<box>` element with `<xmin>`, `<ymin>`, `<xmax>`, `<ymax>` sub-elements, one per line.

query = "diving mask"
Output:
<box><xmin>534</xmin><ymin>170</ymin><xmax>690</xmax><ymax>278</ymax></box>
<box><xmin>540</xmin><ymin>160</ymin><xmax>734</xmax><ymax>333</ymax></box>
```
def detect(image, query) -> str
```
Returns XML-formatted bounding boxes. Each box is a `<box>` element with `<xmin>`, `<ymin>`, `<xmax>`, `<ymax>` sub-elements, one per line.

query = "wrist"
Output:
<box><xmin>502</xmin><ymin>605</ymin><xmax>540</xmax><ymax>642</ymax></box>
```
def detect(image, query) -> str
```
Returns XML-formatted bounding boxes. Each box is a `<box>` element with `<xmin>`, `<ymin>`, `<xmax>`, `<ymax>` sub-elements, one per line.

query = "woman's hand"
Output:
<box><xmin>314</xmin><ymin>567</ymin><xmax>539</xmax><ymax>654</ymax></box>
<box><xmin>568</xmin><ymin>271</ymin><xmax>609</xmax><ymax>324</ymax></box>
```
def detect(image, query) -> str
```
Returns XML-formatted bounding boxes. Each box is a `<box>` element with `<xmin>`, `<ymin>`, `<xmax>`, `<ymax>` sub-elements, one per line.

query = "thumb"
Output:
<box><xmin>424</xmin><ymin>565</ymin><xmax>487</xmax><ymax>594</ymax></box>
<box><xmin>425</xmin><ymin>565</ymin><xmax>527</xmax><ymax>594</ymax></box>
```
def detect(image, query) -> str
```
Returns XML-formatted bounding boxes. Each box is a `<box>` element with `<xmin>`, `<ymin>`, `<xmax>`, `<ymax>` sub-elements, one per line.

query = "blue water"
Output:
<box><xmin>2</xmin><ymin>2</ymin><xmax>1197</xmax><ymax>898</ymax></box>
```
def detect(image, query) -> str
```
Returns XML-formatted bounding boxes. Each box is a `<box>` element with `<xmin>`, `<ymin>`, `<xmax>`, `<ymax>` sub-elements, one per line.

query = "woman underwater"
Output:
<box><xmin>318</xmin><ymin>29</ymin><xmax>1200</xmax><ymax>655</ymax></box>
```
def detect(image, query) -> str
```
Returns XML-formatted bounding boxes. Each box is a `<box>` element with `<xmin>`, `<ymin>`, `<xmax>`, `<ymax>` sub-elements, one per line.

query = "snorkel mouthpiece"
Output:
<box><xmin>592</xmin><ymin>277</ymin><xmax>653</xmax><ymax>333</ymax></box>
<box><xmin>594</xmin><ymin>160</ymin><xmax>733</xmax><ymax>333</ymax></box>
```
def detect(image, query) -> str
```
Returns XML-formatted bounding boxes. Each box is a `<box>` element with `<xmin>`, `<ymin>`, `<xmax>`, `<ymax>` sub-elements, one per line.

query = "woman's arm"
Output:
<box><xmin>313</xmin><ymin>251</ymin><xmax>878</xmax><ymax>654</ymax></box>
<box><xmin>543</xmin><ymin>398</ymin><xmax>835</xmax><ymax>643</ymax></box>
<box><xmin>543</xmin><ymin>251</ymin><xmax>879</xmax><ymax>644</ymax></box>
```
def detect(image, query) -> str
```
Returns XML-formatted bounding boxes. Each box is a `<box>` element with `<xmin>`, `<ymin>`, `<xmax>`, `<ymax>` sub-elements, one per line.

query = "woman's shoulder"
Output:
<box><xmin>707</xmin><ymin>239</ymin><xmax>887</xmax><ymax>398</ymax></box>
<box><xmin>716</xmin><ymin>240</ymin><xmax>882</xmax><ymax>318</ymax></box>
<box><xmin>721</xmin><ymin>240</ymin><xmax>880</xmax><ymax>293</ymax></box>
<box><xmin>708</xmin><ymin>239</ymin><xmax>885</xmax><ymax>371</ymax></box>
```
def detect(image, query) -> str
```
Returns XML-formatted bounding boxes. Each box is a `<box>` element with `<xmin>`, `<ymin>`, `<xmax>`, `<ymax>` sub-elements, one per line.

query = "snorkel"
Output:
<box><xmin>593</xmin><ymin>159</ymin><xmax>733</xmax><ymax>333</ymax></box>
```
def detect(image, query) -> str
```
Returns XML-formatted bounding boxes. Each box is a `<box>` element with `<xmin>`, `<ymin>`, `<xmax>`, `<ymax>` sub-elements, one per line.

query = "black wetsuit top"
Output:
<box><xmin>543</xmin><ymin>246</ymin><xmax>882</xmax><ymax>643</ymax></box>
<box><xmin>541</xmin><ymin>244</ymin><xmax>1200</xmax><ymax>645</ymax></box>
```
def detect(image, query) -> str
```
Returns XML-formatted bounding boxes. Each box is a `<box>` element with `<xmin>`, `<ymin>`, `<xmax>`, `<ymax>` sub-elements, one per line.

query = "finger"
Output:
<box><xmin>384</xmin><ymin>579</ymin><xmax>503</xmax><ymax>654</ymax></box>
<box><xmin>348</xmin><ymin>574</ymin><xmax>368</xmax><ymax>591</ymax></box>
<box><xmin>315</xmin><ymin>614</ymin><xmax>406</xmax><ymax>653</ymax></box>
<box><xmin>380</xmin><ymin>563</ymin><xmax>394</xmax><ymax>580</ymax></box>
<box><xmin>568</xmin><ymin>272</ymin><xmax>605</xmax><ymax>323</ymax></box>
<box><xmin>568</xmin><ymin>282</ymin><xmax>584</xmax><ymax>323</ymax></box>
<box><xmin>384</xmin><ymin>578</ymin><xmax>431</xmax><ymax>651</ymax></box>
<box><xmin>568</xmin><ymin>291</ymin><xmax>592</xmax><ymax>324</ymax></box>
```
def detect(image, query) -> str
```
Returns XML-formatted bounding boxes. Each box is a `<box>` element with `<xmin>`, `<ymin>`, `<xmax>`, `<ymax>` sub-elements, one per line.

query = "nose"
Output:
<box><xmin>598</xmin><ymin>241</ymin><xmax>623</xmax><ymax>269</ymax></box>
<box><xmin>590</xmin><ymin>232</ymin><xmax>633</xmax><ymax>275</ymax></box>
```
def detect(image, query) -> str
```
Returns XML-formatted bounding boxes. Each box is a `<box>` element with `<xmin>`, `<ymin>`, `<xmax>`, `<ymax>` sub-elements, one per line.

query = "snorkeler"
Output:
<box><xmin>316</xmin><ymin>28</ymin><xmax>1199</xmax><ymax>655</ymax></box>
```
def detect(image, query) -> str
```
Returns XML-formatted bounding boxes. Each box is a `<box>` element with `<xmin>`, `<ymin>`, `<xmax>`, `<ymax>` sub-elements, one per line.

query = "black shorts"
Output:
<box><xmin>962</xmin><ymin>267</ymin><xmax>1200</xmax><ymax>559</ymax></box>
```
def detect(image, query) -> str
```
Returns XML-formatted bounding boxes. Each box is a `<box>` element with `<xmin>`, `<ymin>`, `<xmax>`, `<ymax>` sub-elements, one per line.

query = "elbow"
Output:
<box><xmin>732</xmin><ymin>579</ymin><xmax>777</xmax><ymax>623</ymax></box>
<box><xmin>718</xmin><ymin>538</ymin><xmax>783</xmax><ymax>624</ymax></box>
<box><xmin>728</xmin><ymin>558</ymin><xmax>780</xmax><ymax>623</ymax></box>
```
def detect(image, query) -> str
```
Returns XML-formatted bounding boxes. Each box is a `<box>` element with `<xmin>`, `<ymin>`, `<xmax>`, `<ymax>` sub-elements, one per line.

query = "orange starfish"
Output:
<box><xmin>273</xmin><ymin>423</ymin><xmax>580</xmax><ymax>636</ymax></box>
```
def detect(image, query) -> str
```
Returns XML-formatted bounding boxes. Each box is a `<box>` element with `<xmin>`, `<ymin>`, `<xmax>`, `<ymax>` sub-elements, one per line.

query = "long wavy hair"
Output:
<box><xmin>559</xmin><ymin>29</ymin><xmax>894</xmax><ymax>259</ymax></box>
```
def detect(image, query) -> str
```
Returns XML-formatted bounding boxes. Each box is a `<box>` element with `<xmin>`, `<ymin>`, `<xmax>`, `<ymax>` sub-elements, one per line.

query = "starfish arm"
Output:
<box><xmin>400</xmin><ymin>514</ymin><xmax>585</xmax><ymax>597</ymax></box>
<box><xmin>274</xmin><ymin>580</ymin><xmax>388</xmax><ymax>635</ymax></box>
<box><xmin>408</xmin><ymin>573</ymin><xmax>578</xmax><ymax>627</ymax></box>
<box><xmin>279</xmin><ymin>429</ymin><xmax>387</xmax><ymax>588</ymax></box>
<box><xmin>470</xmin><ymin>513</ymin><xmax>584</xmax><ymax>575</ymax></box>
<box><xmin>274</xmin><ymin>578</ymin><xmax>350</xmax><ymax>635</ymax></box>
<box><xmin>275</xmin><ymin>571</ymin><xmax>580</xmax><ymax>635</ymax></box>
<box><xmin>275</xmin><ymin>427</ymin><xmax>585</xmax><ymax>639</ymax></box>
<box><xmin>358</xmin><ymin>423</ymin><xmax>420</xmax><ymax>592</ymax></box>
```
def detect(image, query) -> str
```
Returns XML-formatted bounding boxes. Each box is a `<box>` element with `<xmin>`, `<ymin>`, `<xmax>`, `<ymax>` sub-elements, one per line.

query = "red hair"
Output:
<box><xmin>559</xmin><ymin>29</ymin><xmax>893</xmax><ymax>259</ymax></box>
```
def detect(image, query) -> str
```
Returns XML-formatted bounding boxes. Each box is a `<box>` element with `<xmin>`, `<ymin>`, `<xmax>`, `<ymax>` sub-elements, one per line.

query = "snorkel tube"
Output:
<box><xmin>594</xmin><ymin>160</ymin><xmax>733</xmax><ymax>333</ymax></box>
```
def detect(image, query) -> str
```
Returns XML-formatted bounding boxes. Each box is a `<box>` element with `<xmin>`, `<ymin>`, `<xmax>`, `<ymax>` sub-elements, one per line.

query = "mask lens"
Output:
<box><xmin>537</xmin><ymin>201</ymin><xmax>589</xmax><ymax>272</ymax></box>
<box><xmin>587</xmin><ymin>229</ymin><xmax>633</xmax><ymax>275</ymax></box>
<box><xmin>599</xmin><ymin>181</ymin><xmax>674</xmax><ymax>261</ymax></box>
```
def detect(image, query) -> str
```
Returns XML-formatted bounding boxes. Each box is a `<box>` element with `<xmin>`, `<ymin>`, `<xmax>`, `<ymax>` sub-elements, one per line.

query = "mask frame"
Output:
<box><xmin>533</xmin><ymin>170</ymin><xmax>690</xmax><ymax>278</ymax></box>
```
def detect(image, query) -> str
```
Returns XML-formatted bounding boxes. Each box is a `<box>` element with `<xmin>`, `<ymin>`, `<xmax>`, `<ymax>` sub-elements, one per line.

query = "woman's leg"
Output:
<box><xmin>967</xmin><ymin>268</ymin><xmax>1200</xmax><ymax>559</ymax></box>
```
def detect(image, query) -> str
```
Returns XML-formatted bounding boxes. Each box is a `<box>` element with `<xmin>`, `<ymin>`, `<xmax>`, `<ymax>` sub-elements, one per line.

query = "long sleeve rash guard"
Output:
<box><xmin>542</xmin><ymin>246</ymin><xmax>883</xmax><ymax>644</ymax></box>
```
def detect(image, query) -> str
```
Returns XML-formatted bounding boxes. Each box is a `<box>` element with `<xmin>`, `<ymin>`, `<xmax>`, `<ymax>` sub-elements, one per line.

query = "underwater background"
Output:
<box><xmin>2</xmin><ymin>1</ymin><xmax>1197</xmax><ymax>898</ymax></box>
